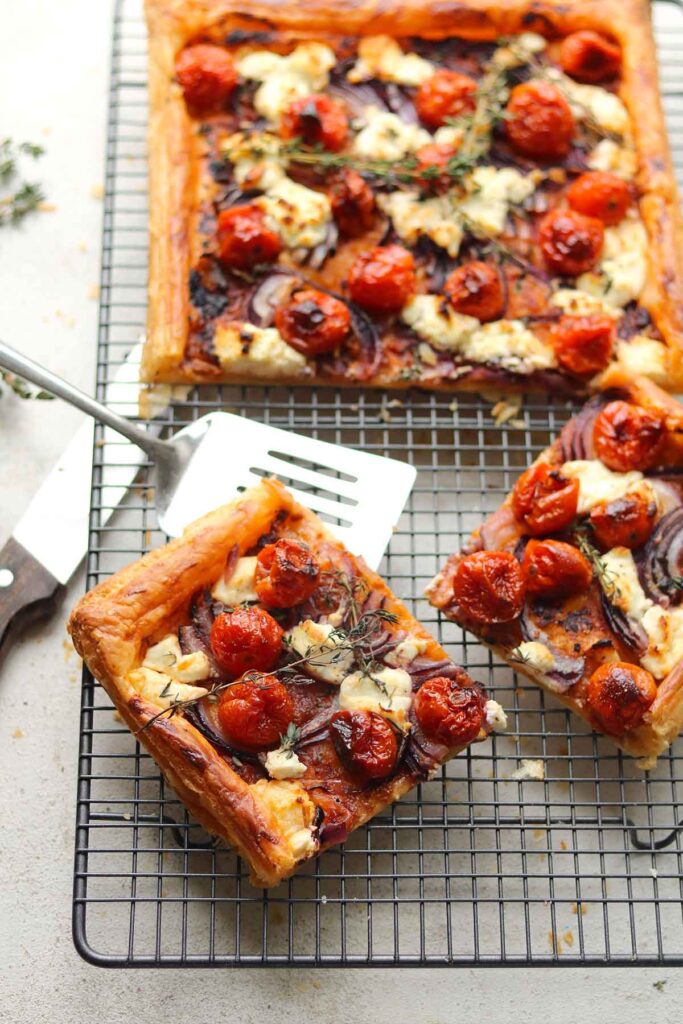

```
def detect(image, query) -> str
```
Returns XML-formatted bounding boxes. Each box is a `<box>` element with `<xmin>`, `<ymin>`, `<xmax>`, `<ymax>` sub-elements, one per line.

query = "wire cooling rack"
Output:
<box><xmin>73</xmin><ymin>0</ymin><xmax>683</xmax><ymax>967</ymax></box>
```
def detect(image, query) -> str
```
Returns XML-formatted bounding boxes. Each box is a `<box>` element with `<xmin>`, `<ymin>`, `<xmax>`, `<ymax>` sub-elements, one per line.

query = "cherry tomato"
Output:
<box><xmin>415</xmin><ymin>69</ymin><xmax>477</xmax><ymax>129</ymax></box>
<box><xmin>505</xmin><ymin>80</ymin><xmax>575</xmax><ymax>161</ymax></box>
<box><xmin>275</xmin><ymin>288</ymin><xmax>351</xmax><ymax>356</ymax></box>
<box><xmin>217</xmin><ymin>674</ymin><xmax>294</xmax><ymax>750</ymax></box>
<box><xmin>593</xmin><ymin>400</ymin><xmax>666</xmax><ymax>472</ymax></box>
<box><xmin>414</xmin><ymin>143</ymin><xmax>459</xmax><ymax>193</ymax></box>
<box><xmin>566</xmin><ymin>171</ymin><xmax>632</xmax><ymax>226</ymax></box>
<box><xmin>330</xmin><ymin>710</ymin><xmax>398</xmax><ymax>781</ymax></box>
<box><xmin>585</xmin><ymin>661</ymin><xmax>657</xmax><ymax>735</ymax></box>
<box><xmin>255</xmin><ymin>538</ymin><xmax>321</xmax><ymax>608</ymax></box>
<box><xmin>589</xmin><ymin>490</ymin><xmax>657</xmax><ymax>550</ymax></box>
<box><xmin>280</xmin><ymin>94</ymin><xmax>349</xmax><ymax>152</ymax></box>
<box><xmin>414</xmin><ymin>676</ymin><xmax>484</xmax><ymax>746</ymax></box>
<box><xmin>452</xmin><ymin>551</ymin><xmax>526</xmax><ymax>626</ymax></box>
<box><xmin>522</xmin><ymin>538</ymin><xmax>593</xmax><ymax>599</ymax></box>
<box><xmin>329</xmin><ymin>169</ymin><xmax>375</xmax><ymax>237</ymax></box>
<box><xmin>175</xmin><ymin>44</ymin><xmax>238</xmax><ymax>112</ymax></box>
<box><xmin>538</xmin><ymin>209</ymin><xmax>604</xmax><ymax>277</ymax></box>
<box><xmin>560</xmin><ymin>30</ymin><xmax>622</xmax><ymax>84</ymax></box>
<box><xmin>512</xmin><ymin>462</ymin><xmax>580</xmax><ymax>536</ymax></box>
<box><xmin>551</xmin><ymin>313</ymin><xmax>615</xmax><ymax>377</ymax></box>
<box><xmin>347</xmin><ymin>245</ymin><xmax>416</xmax><ymax>314</ymax></box>
<box><xmin>444</xmin><ymin>261</ymin><xmax>504</xmax><ymax>322</ymax></box>
<box><xmin>210</xmin><ymin>607</ymin><xmax>284</xmax><ymax>678</ymax></box>
<box><xmin>216</xmin><ymin>204</ymin><xmax>282</xmax><ymax>270</ymax></box>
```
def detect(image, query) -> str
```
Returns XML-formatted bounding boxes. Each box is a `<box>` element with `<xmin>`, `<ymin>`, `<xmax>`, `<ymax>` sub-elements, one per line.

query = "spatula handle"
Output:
<box><xmin>0</xmin><ymin>537</ymin><xmax>64</xmax><ymax>653</ymax></box>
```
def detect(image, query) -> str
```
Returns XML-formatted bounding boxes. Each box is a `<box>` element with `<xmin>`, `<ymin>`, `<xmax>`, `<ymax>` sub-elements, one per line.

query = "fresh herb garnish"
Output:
<box><xmin>279</xmin><ymin>721</ymin><xmax>302</xmax><ymax>758</ymax></box>
<box><xmin>575</xmin><ymin>529</ymin><xmax>620</xmax><ymax>598</ymax></box>
<box><xmin>0</xmin><ymin>138</ymin><xmax>46</xmax><ymax>226</ymax></box>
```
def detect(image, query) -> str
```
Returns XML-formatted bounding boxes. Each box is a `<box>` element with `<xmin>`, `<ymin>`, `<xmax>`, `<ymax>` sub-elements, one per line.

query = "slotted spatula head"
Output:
<box><xmin>155</xmin><ymin>412</ymin><xmax>416</xmax><ymax>569</ymax></box>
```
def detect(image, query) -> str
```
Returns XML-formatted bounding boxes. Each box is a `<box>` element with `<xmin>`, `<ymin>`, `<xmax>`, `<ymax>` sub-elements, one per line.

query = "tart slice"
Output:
<box><xmin>69</xmin><ymin>479</ymin><xmax>503</xmax><ymax>886</ymax></box>
<box><xmin>427</xmin><ymin>369</ymin><xmax>683</xmax><ymax>767</ymax></box>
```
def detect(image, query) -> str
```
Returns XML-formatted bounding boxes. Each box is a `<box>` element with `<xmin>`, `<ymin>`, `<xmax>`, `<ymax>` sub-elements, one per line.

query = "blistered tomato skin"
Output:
<box><xmin>329</xmin><ymin>169</ymin><xmax>375</xmax><ymax>237</ymax></box>
<box><xmin>176</xmin><ymin>44</ymin><xmax>238</xmax><ymax>112</ymax></box>
<box><xmin>505</xmin><ymin>81</ymin><xmax>575</xmax><ymax>160</ymax></box>
<box><xmin>551</xmin><ymin>314</ymin><xmax>615</xmax><ymax>377</ymax></box>
<box><xmin>444</xmin><ymin>261</ymin><xmax>504</xmax><ymax>322</ymax></box>
<box><xmin>280</xmin><ymin>94</ymin><xmax>349</xmax><ymax>152</ymax></box>
<box><xmin>216</xmin><ymin>205</ymin><xmax>282</xmax><ymax>270</ymax></box>
<box><xmin>347</xmin><ymin>245</ymin><xmax>417</xmax><ymax>314</ymax></box>
<box><xmin>210</xmin><ymin>607</ymin><xmax>284</xmax><ymax>678</ymax></box>
<box><xmin>452</xmin><ymin>551</ymin><xmax>526</xmax><ymax>626</ymax></box>
<box><xmin>566</xmin><ymin>172</ymin><xmax>632</xmax><ymax>226</ymax></box>
<box><xmin>414</xmin><ymin>143</ymin><xmax>459</xmax><ymax>193</ymax></box>
<box><xmin>255</xmin><ymin>538</ymin><xmax>321</xmax><ymax>608</ymax></box>
<box><xmin>539</xmin><ymin>209</ymin><xmax>604</xmax><ymax>277</ymax></box>
<box><xmin>560</xmin><ymin>30</ymin><xmax>622</xmax><ymax>84</ymax></box>
<box><xmin>330</xmin><ymin>710</ymin><xmax>399</xmax><ymax>781</ymax></box>
<box><xmin>415</xmin><ymin>69</ymin><xmax>477</xmax><ymax>129</ymax></box>
<box><xmin>512</xmin><ymin>462</ymin><xmax>580</xmax><ymax>536</ymax></box>
<box><xmin>589</xmin><ymin>492</ymin><xmax>657</xmax><ymax>551</ymax></box>
<box><xmin>593</xmin><ymin>400</ymin><xmax>666</xmax><ymax>472</ymax></box>
<box><xmin>585</xmin><ymin>662</ymin><xmax>657</xmax><ymax>735</ymax></box>
<box><xmin>275</xmin><ymin>289</ymin><xmax>351</xmax><ymax>356</ymax></box>
<box><xmin>414</xmin><ymin>676</ymin><xmax>484</xmax><ymax>746</ymax></box>
<box><xmin>522</xmin><ymin>538</ymin><xmax>593</xmax><ymax>599</ymax></box>
<box><xmin>217</xmin><ymin>674</ymin><xmax>294</xmax><ymax>750</ymax></box>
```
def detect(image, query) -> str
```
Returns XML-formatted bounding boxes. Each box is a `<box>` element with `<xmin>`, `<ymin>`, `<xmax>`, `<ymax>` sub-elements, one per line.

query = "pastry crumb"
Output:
<box><xmin>12</xmin><ymin>728</ymin><xmax>24</xmax><ymax>739</ymax></box>
<box><xmin>90</xmin><ymin>183</ymin><xmax>104</xmax><ymax>199</ymax></box>
<box><xmin>88</xmin><ymin>284</ymin><xmax>100</xmax><ymax>301</ymax></box>
<box><xmin>512</xmin><ymin>758</ymin><xmax>545</xmax><ymax>781</ymax></box>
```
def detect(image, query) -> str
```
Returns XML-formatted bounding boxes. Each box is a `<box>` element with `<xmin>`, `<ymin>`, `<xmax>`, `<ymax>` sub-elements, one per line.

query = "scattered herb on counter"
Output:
<box><xmin>0</xmin><ymin>138</ymin><xmax>46</xmax><ymax>227</ymax></box>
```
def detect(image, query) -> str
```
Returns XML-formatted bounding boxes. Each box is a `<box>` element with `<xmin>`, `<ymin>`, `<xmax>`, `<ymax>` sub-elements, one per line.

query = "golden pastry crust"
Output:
<box><xmin>69</xmin><ymin>479</ymin><xmax>479</xmax><ymax>885</ymax></box>
<box><xmin>142</xmin><ymin>0</ymin><xmax>683</xmax><ymax>391</ymax></box>
<box><xmin>426</xmin><ymin>374</ymin><xmax>683</xmax><ymax>767</ymax></box>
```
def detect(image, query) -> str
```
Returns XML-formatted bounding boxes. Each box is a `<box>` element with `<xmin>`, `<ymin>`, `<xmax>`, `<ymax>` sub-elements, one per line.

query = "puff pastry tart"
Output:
<box><xmin>142</xmin><ymin>0</ymin><xmax>683</xmax><ymax>393</ymax></box>
<box><xmin>427</xmin><ymin>370</ymin><xmax>683</xmax><ymax>767</ymax></box>
<box><xmin>69</xmin><ymin>479</ymin><xmax>503</xmax><ymax>886</ymax></box>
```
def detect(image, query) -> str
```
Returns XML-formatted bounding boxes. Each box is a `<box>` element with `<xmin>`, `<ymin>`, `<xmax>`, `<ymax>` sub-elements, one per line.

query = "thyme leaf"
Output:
<box><xmin>0</xmin><ymin>139</ymin><xmax>46</xmax><ymax>227</ymax></box>
<box><xmin>575</xmin><ymin>529</ymin><xmax>620</xmax><ymax>598</ymax></box>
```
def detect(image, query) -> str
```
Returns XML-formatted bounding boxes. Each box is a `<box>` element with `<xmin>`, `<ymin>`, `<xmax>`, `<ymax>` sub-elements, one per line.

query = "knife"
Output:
<box><xmin>0</xmin><ymin>345</ymin><xmax>147</xmax><ymax>650</ymax></box>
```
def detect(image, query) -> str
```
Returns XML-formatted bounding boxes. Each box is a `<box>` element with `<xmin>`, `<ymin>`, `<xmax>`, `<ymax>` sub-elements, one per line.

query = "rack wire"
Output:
<box><xmin>73</xmin><ymin>0</ymin><xmax>683</xmax><ymax>966</ymax></box>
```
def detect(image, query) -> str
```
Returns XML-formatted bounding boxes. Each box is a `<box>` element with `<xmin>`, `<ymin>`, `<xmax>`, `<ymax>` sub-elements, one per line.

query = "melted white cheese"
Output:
<box><xmin>577</xmin><ymin>217</ymin><xmax>648</xmax><ymax>309</ymax></box>
<box><xmin>401</xmin><ymin>294</ymin><xmax>479</xmax><ymax>352</ymax></box>
<box><xmin>551</xmin><ymin>287</ymin><xmax>621</xmax><ymax>320</ymax></box>
<box><xmin>353</xmin><ymin>107</ymin><xmax>431</xmax><ymax>162</ymax></box>
<box><xmin>142</xmin><ymin>634</ymin><xmax>210</xmax><ymax>683</ymax></box>
<box><xmin>460</xmin><ymin>166</ymin><xmax>536</xmax><ymax>236</ymax></box>
<box><xmin>492</xmin><ymin>32</ymin><xmax>547</xmax><ymax>69</ymax></box>
<box><xmin>561</xmin><ymin>460</ymin><xmax>649</xmax><ymax>515</ymax></box>
<box><xmin>249</xmin><ymin>779</ymin><xmax>318</xmax><ymax>858</ymax></box>
<box><xmin>616</xmin><ymin>335</ymin><xmax>668</xmax><ymax>386</ymax></box>
<box><xmin>127</xmin><ymin>666</ymin><xmax>208</xmax><ymax>709</ymax></box>
<box><xmin>214</xmin><ymin>323</ymin><xmax>308</xmax><ymax>377</ymax></box>
<box><xmin>236</xmin><ymin>43</ymin><xmax>336</xmax><ymax>124</ymax></box>
<box><xmin>347</xmin><ymin>36</ymin><xmax>433</xmax><ymax>86</ymax></box>
<box><xmin>258</xmin><ymin>177</ymin><xmax>332</xmax><ymax>249</ymax></box>
<box><xmin>384</xmin><ymin>634</ymin><xmax>429</xmax><ymax>668</ymax></box>
<box><xmin>377</xmin><ymin>191</ymin><xmax>464</xmax><ymax>257</ymax></box>
<box><xmin>550</xmin><ymin>70</ymin><xmax>630</xmax><ymax>135</ymax></box>
<box><xmin>265</xmin><ymin>747</ymin><xmax>307</xmax><ymax>780</ymax></box>
<box><xmin>226</xmin><ymin>131</ymin><xmax>286</xmax><ymax>192</ymax></box>
<box><xmin>285</xmin><ymin>619</ymin><xmax>354</xmax><ymax>685</ymax></box>
<box><xmin>461</xmin><ymin>319</ymin><xmax>556</xmax><ymax>374</ymax></box>
<box><xmin>339</xmin><ymin>666</ymin><xmax>412</xmax><ymax>725</ymax></box>
<box><xmin>515</xmin><ymin>640</ymin><xmax>556</xmax><ymax>674</ymax></box>
<box><xmin>587</xmin><ymin>138</ymin><xmax>637</xmax><ymax>180</ymax></box>
<box><xmin>212</xmin><ymin>556</ymin><xmax>258</xmax><ymax>606</ymax></box>
<box><xmin>484</xmin><ymin>699</ymin><xmax>508</xmax><ymax>732</ymax></box>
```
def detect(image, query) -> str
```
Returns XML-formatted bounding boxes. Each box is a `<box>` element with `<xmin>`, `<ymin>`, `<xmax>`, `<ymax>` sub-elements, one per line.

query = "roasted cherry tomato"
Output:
<box><xmin>566</xmin><ymin>171</ymin><xmax>632</xmax><ymax>226</ymax></box>
<box><xmin>414</xmin><ymin>142</ymin><xmax>459</xmax><ymax>193</ymax></box>
<box><xmin>593</xmin><ymin>400</ymin><xmax>666</xmax><ymax>472</ymax></box>
<box><xmin>589</xmin><ymin>490</ymin><xmax>657</xmax><ymax>550</ymax></box>
<box><xmin>210</xmin><ymin>607</ymin><xmax>284</xmax><ymax>678</ymax></box>
<box><xmin>415</xmin><ymin>69</ymin><xmax>477</xmax><ymax>129</ymax></box>
<box><xmin>414</xmin><ymin>676</ymin><xmax>484</xmax><ymax>746</ymax></box>
<box><xmin>522</xmin><ymin>538</ymin><xmax>593</xmax><ymax>599</ymax></box>
<box><xmin>217</xmin><ymin>674</ymin><xmax>294</xmax><ymax>750</ymax></box>
<box><xmin>551</xmin><ymin>313</ymin><xmax>615</xmax><ymax>377</ymax></box>
<box><xmin>175</xmin><ymin>43</ymin><xmax>238</xmax><ymax>112</ymax></box>
<box><xmin>255</xmin><ymin>538</ymin><xmax>321</xmax><ymax>608</ymax></box>
<box><xmin>216</xmin><ymin>204</ymin><xmax>282</xmax><ymax>270</ymax></box>
<box><xmin>538</xmin><ymin>209</ymin><xmax>604</xmax><ymax>277</ymax></box>
<box><xmin>347</xmin><ymin>244</ymin><xmax>416</xmax><ymax>314</ymax></box>
<box><xmin>280</xmin><ymin>93</ymin><xmax>349</xmax><ymax>152</ymax></box>
<box><xmin>452</xmin><ymin>551</ymin><xmax>526</xmax><ymax>626</ymax></box>
<box><xmin>329</xmin><ymin>169</ymin><xmax>375</xmax><ymax>237</ymax></box>
<box><xmin>560</xmin><ymin>30</ymin><xmax>622</xmax><ymax>84</ymax></box>
<box><xmin>330</xmin><ymin>710</ymin><xmax>398</xmax><ymax>781</ymax></box>
<box><xmin>585</xmin><ymin>661</ymin><xmax>657</xmax><ymax>735</ymax></box>
<box><xmin>444</xmin><ymin>261</ymin><xmax>504</xmax><ymax>322</ymax></box>
<box><xmin>505</xmin><ymin>80</ymin><xmax>575</xmax><ymax>161</ymax></box>
<box><xmin>512</xmin><ymin>462</ymin><xmax>580</xmax><ymax>537</ymax></box>
<box><xmin>275</xmin><ymin>288</ymin><xmax>351</xmax><ymax>356</ymax></box>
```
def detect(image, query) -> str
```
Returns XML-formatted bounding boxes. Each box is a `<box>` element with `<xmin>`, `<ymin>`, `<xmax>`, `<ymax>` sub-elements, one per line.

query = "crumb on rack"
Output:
<box><xmin>512</xmin><ymin>758</ymin><xmax>545</xmax><ymax>781</ymax></box>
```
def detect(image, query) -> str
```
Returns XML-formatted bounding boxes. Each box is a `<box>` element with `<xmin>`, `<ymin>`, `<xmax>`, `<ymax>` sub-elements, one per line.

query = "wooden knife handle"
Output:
<box><xmin>0</xmin><ymin>537</ymin><xmax>64</xmax><ymax>651</ymax></box>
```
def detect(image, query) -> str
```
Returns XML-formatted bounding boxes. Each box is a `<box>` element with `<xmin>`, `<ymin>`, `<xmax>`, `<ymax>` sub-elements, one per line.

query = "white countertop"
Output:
<box><xmin>0</xmin><ymin>1</ymin><xmax>679</xmax><ymax>1019</ymax></box>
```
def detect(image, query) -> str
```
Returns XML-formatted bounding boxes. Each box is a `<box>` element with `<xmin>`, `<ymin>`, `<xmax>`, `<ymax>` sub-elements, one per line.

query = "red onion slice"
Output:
<box><xmin>599</xmin><ymin>590</ymin><xmax>648</xmax><ymax>653</ymax></box>
<box><xmin>247</xmin><ymin>272</ymin><xmax>300</xmax><ymax>327</ymax></box>
<box><xmin>636</xmin><ymin>506</ymin><xmax>683</xmax><ymax>608</ymax></box>
<box><xmin>519</xmin><ymin>604</ymin><xmax>585</xmax><ymax>691</ymax></box>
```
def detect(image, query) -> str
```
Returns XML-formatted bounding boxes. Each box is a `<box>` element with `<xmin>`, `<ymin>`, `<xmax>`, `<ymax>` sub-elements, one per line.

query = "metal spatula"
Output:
<box><xmin>0</xmin><ymin>341</ymin><xmax>416</xmax><ymax>569</ymax></box>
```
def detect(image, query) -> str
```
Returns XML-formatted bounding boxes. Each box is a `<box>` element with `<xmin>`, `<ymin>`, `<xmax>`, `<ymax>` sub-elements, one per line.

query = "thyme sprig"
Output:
<box><xmin>279</xmin><ymin>721</ymin><xmax>302</xmax><ymax>758</ymax></box>
<box><xmin>575</xmin><ymin>529</ymin><xmax>620</xmax><ymax>598</ymax></box>
<box><xmin>662</xmin><ymin>576</ymin><xmax>683</xmax><ymax>594</ymax></box>
<box><xmin>0</xmin><ymin>138</ymin><xmax>46</xmax><ymax>226</ymax></box>
<box><xmin>0</xmin><ymin>369</ymin><xmax>53</xmax><ymax>401</ymax></box>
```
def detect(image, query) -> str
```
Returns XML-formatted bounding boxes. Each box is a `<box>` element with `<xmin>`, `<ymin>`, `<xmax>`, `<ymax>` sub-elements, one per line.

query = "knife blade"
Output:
<box><xmin>0</xmin><ymin>344</ymin><xmax>147</xmax><ymax>650</ymax></box>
